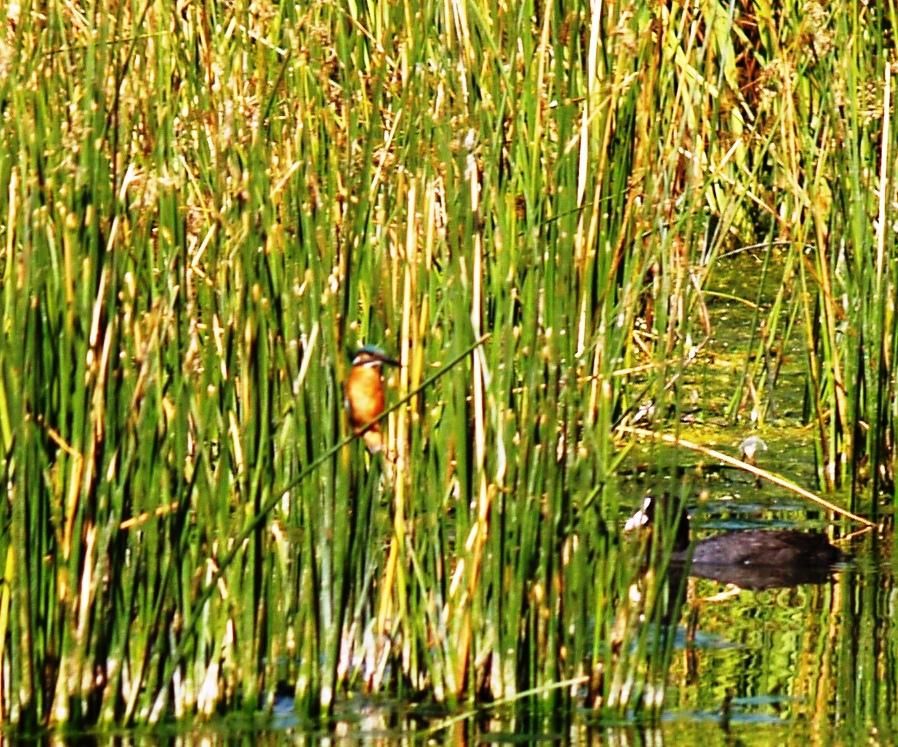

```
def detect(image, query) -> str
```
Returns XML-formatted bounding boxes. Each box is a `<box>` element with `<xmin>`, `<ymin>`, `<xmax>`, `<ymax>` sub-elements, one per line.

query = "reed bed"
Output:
<box><xmin>0</xmin><ymin>0</ymin><xmax>894</xmax><ymax>730</ymax></box>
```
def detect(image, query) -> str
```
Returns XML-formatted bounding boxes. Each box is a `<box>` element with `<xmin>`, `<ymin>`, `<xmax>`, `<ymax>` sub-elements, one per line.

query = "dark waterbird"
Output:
<box><xmin>624</xmin><ymin>494</ymin><xmax>844</xmax><ymax>589</ymax></box>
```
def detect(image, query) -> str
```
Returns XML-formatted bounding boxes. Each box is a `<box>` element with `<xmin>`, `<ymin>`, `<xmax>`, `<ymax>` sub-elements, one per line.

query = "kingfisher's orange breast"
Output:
<box><xmin>345</xmin><ymin>366</ymin><xmax>385</xmax><ymax>433</ymax></box>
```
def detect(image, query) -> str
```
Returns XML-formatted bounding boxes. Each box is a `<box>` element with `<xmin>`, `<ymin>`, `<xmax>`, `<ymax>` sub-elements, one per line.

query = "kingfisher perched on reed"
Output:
<box><xmin>344</xmin><ymin>345</ymin><xmax>399</xmax><ymax>453</ymax></box>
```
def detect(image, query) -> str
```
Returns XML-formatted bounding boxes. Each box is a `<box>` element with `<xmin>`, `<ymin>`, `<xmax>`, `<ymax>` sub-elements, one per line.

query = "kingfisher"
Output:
<box><xmin>344</xmin><ymin>345</ymin><xmax>400</xmax><ymax>453</ymax></box>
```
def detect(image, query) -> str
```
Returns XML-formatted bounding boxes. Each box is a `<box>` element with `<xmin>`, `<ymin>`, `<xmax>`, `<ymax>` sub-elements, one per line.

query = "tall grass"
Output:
<box><xmin>0</xmin><ymin>0</ymin><xmax>894</xmax><ymax>729</ymax></box>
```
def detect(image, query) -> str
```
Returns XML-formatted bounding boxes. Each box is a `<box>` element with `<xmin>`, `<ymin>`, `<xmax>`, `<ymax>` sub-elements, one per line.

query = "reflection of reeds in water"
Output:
<box><xmin>0</xmin><ymin>0</ymin><xmax>892</xmax><ymax>731</ymax></box>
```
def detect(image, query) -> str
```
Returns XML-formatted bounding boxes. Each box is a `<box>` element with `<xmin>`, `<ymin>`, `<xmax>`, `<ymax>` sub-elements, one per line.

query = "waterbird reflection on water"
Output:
<box><xmin>687</xmin><ymin>561</ymin><xmax>837</xmax><ymax>590</ymax></box>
